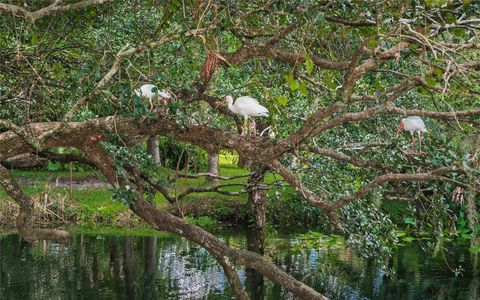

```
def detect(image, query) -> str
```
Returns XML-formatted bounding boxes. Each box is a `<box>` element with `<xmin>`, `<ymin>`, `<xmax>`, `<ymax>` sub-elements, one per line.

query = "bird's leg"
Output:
<box><xmin>418</xmin><ymin>132</ymin><xmax>425</xmax><ymax>155</ymax></box>
<box><xmin>250</xmin><ymin>119</ymin><xmax>257</xmax><ymax>136</ymax></box>
<box><xmin>242</xmin><ymin>116</ymin><xmax>248</xmax><ymax>136</ymax></box>
<box><xmin>410</xmin><ymin>133</ymin><xmax>416</xmax><ymax>155</ymax></box>
<box><xmin>149</xmin><ymin>99</ymin><xmax>155</xmax><ymax>111</ymax></box>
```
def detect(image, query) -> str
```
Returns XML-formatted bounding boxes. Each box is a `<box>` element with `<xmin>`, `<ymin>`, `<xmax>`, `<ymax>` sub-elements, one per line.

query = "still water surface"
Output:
<box><xmin>0</xmin><ymin>230</ymin><xmax>477</xmax><ymax>299</ymax></box>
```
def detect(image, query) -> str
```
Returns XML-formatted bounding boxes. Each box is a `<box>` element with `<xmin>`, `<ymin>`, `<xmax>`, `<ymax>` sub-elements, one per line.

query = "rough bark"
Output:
<box><xmin>206</xmin><ymin>152</ymin><xmax>220</xmax><ymax>185</ymax></box>
<box><xmin>0</xmin><ymin>0</ymin><xmax>113</xmax><ymax>23</ymax></box>
<box><xmin>1</xmin><ymin>153</ymin><xmax>48</xmax><ymax>169</ymax></box>
<box><xmin>147</xmin><ymin>136</ymin><xmax>161</xmax><ymax>166</ymax></box>
<box><xmin>247</xmin><ymin>167</ymin><xmax>268</xmax><ymax>255</ymax></box>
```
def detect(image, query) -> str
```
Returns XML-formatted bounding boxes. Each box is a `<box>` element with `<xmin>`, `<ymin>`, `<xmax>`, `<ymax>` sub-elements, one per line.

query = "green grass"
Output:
<box><xmin>67</xmin><ymin>226</ymin><xmax>175</xmax><ymax>237</ymax></box>
<box><xmin>11</xmin><ymin>169</ymin><xmax>103</xmax><ymax>181</ymax></box>
<box><xmin>0</xmin><ymin>155</ymin><xmax>286</xmax><ymax>227</ymax></box>
<box><xmin>70</xmin><ymin>188</ymin><xmax>125</xmax><ymax>213</ymax></box>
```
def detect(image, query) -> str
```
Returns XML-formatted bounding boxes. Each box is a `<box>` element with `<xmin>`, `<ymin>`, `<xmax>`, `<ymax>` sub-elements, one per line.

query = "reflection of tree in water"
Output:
<box><xmin>246</xmin><ymin>228</ymin><xmax>265</xmax><ymax>300</ymax></box>
<box><xmin>140</xmin><ymin>236</ymin><xmax>158</xmax><ymax>299</ymax></box>
<box><xmin>0</xmin><ymin>233</ymin><xmax>478</xmax><ymax>299</ymax></box>
<box><xmin>123</xmin><ymin>236</ymin><xmax>135</xmax><ymax>299</ymax></box>
<box><xmin>155</xmin><ymin>237</ymin><xmax>235</xmax><ymax>299</ymax></box>
<box><xmin>469</xmin><ymin>254</ymin><xmax>478</xmax><ymax>300</ymax></box>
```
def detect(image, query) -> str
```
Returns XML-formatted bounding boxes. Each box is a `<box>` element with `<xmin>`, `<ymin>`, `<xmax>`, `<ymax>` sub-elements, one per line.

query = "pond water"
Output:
<box><xmin>0</xmin><ymin>230</ymin><xmax>478</xmax><ymax>299</ymax></box>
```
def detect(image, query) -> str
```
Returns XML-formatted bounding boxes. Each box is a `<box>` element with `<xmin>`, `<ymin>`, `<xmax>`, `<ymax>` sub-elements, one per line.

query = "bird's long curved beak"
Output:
<box><xmin>215</xmin><ymin>98</ymin><xmax>227</xmax><ymax>110</ymax></box>
<box><xmin>395</xmin><ymin>123</ymin><xmax>403</xmax><ymax>139</ymax></box>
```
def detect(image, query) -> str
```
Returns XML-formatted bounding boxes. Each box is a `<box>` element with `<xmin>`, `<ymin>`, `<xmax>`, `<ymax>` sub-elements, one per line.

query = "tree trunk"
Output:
<box><xmin>147</xmin><ymin>136</ymin><xmax>161</xmax><ymax>165</ymax></box>
<box><xmin>245</xmin><ymin>166</ymin><xmax>267</xmax><ymax>300</ymax></box>
<box><xmin>0</xmin><ymin>164</ymin><xmax>70</xmax><ymax>242</ymax></box>
<box><xmin>247</xmin><ymin>167</ymin><xmax>267</xmax><ymax>254</ymax></box>
<box><xmin>206</xmin><ymin>152</ymin><xmax>220</xmax><ymax>185</ymax></box>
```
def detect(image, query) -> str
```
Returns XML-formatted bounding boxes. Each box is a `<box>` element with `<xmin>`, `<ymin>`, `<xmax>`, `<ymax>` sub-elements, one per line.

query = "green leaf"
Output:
<box><xmin>418</xmin><ymin>86</ymin><xmax>430</xmax><ymax>95</ymax></box>
<box><xmin>304</xmin><ymin>55</ymin><xmax>314</xmax><ymax>74</ymax></box>
<box><xmin>316</xmin><ymin>12</ymin><xmax>325</xmax><ymax>22</ymax></box>
<box><xmin>277</xmin><ymin>95</ymin><xmax>288</xmax><ymax>106</ymax></box>
<box><xmin>298</xmin><ymin>81</ymin><xmax>308</xmax><ymax>96</ymax></box>
<box><xmin>284</xmin><ymin>74</ymin><xmax>299</xmax><ymax>91</ymax></box>
<box><xmin>403</xmin><ymin>217</ymin><xmax>416</xmax><ymax>226</ymax></box>
<box><xmin>433</xmin><ymin>67</ymin><xmax>443</xmax><ymax>76</ymax></box>
<box><xmin>425</xmin><ymin>77</ymin><xmax>437</xmax><ymax>88</ymax></box>
<box><xmin>133</xmin><ymin>96</ymin><xmax>142</xmax><ymax>105</ymax></box>
<box><xmin>324</xmin><ymin>74</ymin><xmax>337</xmax><ymax>89</ymax></box>
<box><xmin>372</xmin><ymin>81</ymin><xmax>382</xmax><ymax>91</ymax></box>
<box><xmin>367</xmin><ymin>38</ymin><xmax>379</xmax><ymax>48</ymax></box>
<box><xmin>31</xmin><ymin>33</ymin><xmax>38</xmax><ymax>45</ymax></box>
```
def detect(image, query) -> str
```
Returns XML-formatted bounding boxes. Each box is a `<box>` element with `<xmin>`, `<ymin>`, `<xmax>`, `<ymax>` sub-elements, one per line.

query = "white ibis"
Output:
<box><xmin>396</xmin><ymin>116</ymin><xmax>427</xmax><ymax>154</ymax></box>
<box><xmin>134</xmin><ymin>84</ymin><xmax>171</xmax><ymax>111</ymax></box>
<box><xmin>215</xmin><ymin>95</ymin><xmax>269</xmax><ymax>135</ymax></box>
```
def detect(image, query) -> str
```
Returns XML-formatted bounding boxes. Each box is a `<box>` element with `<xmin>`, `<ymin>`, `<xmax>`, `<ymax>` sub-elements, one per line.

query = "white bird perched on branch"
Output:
<box><xmin>215</xmin><ymin>95</ymin><xmax>269</xmax><ymax>135</ymax></box>
<box><xmin>396</xmin><ymin>116</ymin><xmax>427</xmax><ymax>155</ymax></box>
<box><xmin>134</xmin><ymin>84</ymin><xmax>171</xmax><ymax>111</ymax></box>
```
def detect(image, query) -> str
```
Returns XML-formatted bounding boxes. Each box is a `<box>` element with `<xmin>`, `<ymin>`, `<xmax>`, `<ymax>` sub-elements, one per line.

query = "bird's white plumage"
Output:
<box><xmin>225</xmin><ymin>95</ymin><xmax>269</xmax><ymax>117</ymax></box>
<box><xmin>135</xmin><ymin>84</ymin><xmax>157</xmax><ymax>100</ymax></box>
<box><xmin>158</xmin><ymin>90</ymin><xmax>171</xmax><ymax>99</ymax></box>
<box><xmin>135</xmin><ymin>84</ymin><xmax>171</xmax><ymax>100</ymax></box>
<box><xmin>401</xmin><ymin>116</ymin><xmax>427</xmax><ymax>134</ymax></box>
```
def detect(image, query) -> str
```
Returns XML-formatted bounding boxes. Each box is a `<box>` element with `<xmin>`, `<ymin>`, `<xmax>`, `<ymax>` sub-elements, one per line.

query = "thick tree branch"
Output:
<box><xmin>82</xmin><ymin>141</ymin><xmax>327</xmax><ymax>300</ymax></box>
<box><xmin>325</xmin><ymin>16</ymin><xmax>375</xmax><ymax>26</ymax></box>
<box><xmin>0</xmin><ymin>0</ymin><xmax>112</xmax><ymax>22</ymax></box>
<box><xmin>177</xmin><ymin>172</ymin><xmax>254</xmax><ymax>180</ymax></box>
<box><xmin>386</xmin><ymin>107</ymin><xmax>480</xmax><ymax>120</ymax></box>
<box><xmin>222</xmin><ymin>44</ymin><xmax>351</xmax><ymax>69</ymax></box>
<box><xmin>38</xmin><ymin>151</ymin><xmax>96</xmax><ymax>166</ymax></box>
<box><xmin>305</xmin><ymin>146</ymin><xmax>389</xmax><ymax>171</ymax></box>
<box><xmin>331</xmin><ymin>166</ymin><xmax>475</xmax><ymax>209</ymax></box>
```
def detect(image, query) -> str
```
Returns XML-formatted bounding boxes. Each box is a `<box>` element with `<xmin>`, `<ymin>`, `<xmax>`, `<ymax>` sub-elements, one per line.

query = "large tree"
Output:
<box><xmin>1</xmin><ymin>1</ymin><xmax>479</xmax><ymax>298</ymax></box>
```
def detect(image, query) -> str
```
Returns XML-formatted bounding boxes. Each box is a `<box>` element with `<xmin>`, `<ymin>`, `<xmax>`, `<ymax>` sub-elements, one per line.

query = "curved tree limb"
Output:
<box><xmin>0</xmin><ymin>164</ymin><xmax>70</xmax><ymax>241</ymax></box>
<box><xmin>83</xmin><ymin>141</ymin><xmax>327</xmax><ymax>300</ymax></box>
<box><xmin>305</xmin><ymin>146</ymin><xmax>390</xmax><ymax>171</ymax></box>
<box><xmin>330</xmin><ymin>166</ymin><xmax>476</xmax><ymax>210</ymax></box>
<box><xmin>177</xmin><ymin>172</ymin><xmax>254</xmax><ymax>180</ymax></box>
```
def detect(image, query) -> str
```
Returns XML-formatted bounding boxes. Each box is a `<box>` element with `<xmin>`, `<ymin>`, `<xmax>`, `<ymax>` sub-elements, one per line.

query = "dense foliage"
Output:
<box><xmin>1</xmin><ymin>1</ymin><xmax>479</xmax><ymax>298</ymax></box>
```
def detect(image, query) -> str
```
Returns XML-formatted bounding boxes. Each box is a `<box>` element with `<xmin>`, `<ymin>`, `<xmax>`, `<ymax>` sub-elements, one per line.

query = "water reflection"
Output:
<box><xmin>0</xmin><ymin>231</ymin><xmax>477</xmax><ymax>299</ymax></box>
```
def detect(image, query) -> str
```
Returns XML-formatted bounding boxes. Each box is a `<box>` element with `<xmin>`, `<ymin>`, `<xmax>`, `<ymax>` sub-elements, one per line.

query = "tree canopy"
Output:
<box><xmin>1</xmin><ymin>1</ymin><xmax>479</xmax><ymax>299</ymax></box>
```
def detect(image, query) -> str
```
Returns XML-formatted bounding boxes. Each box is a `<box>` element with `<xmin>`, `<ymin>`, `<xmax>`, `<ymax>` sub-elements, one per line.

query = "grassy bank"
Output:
<box><xmin>0</xmin><ymin>155</ymin><xmax>306</xmax><ymax>230</ymax></box>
